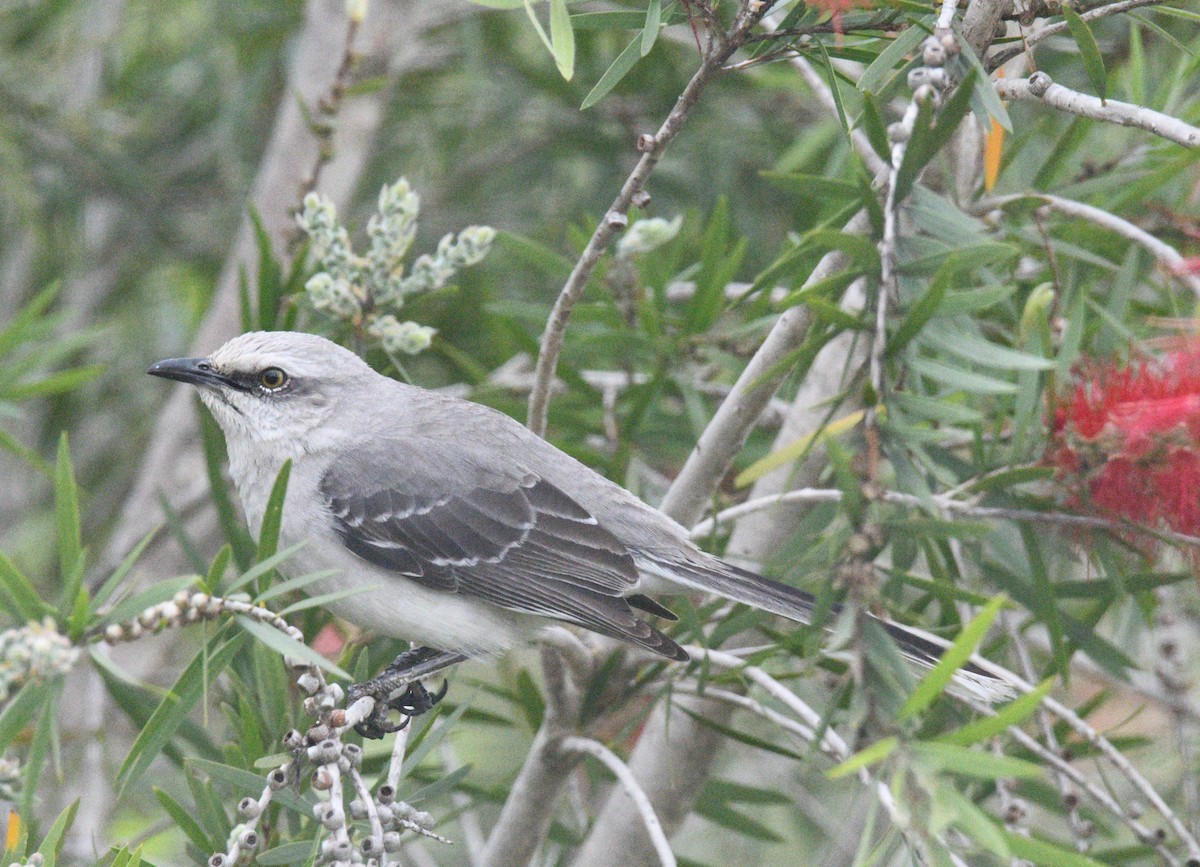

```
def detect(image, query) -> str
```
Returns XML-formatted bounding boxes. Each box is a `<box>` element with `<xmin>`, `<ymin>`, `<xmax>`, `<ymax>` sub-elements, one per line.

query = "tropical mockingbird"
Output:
<box><xmin>150</xmin><ymin>331</ymin><xmax>1008</xmax><ymax>735</ymax></box>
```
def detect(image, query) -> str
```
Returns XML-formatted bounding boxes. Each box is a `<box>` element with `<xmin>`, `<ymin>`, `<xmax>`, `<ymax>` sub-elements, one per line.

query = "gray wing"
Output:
<box><xmin>320</xmin><ymin>442</ymin><xmax>686</xmax><ymax>660</ymax></box>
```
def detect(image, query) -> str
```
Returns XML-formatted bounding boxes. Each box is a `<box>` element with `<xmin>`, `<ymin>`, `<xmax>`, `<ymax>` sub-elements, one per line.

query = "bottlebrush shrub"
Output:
<box><xmin>1048</xmin><ymin>348</ymin><xmax>1200</xmax><ymax>539</ymax></box>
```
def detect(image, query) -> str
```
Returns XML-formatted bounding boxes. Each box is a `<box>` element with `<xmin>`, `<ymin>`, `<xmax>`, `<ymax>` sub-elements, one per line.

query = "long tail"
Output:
<box><xmin>643</xmin><ymin>554</ymin><xmax>1013</xmax><ymax>703</ymax></box>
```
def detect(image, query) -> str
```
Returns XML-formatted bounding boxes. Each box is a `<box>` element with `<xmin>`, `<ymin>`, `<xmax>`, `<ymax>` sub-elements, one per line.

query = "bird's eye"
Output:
<box><xmin>259</xmin><ymin>367</ymin><xmax>288</xmax><ymax>390</ymax></box>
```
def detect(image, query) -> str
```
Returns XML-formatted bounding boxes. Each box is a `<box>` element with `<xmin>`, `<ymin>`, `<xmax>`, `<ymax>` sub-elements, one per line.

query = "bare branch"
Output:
<box><xmin>983</xmin><ymin>191</ymin><xmax>1200</xmax><ymax>297</ymax></box>
<box><xmin>526</xmin><ymin>4</ymin><xmax>768</xmax><ymax>436</ymax></box>
<box><xmin>988</xmin><ymin>706</ymin><xmax>1185</xmax><ymax>863</ymax></box>
<box><xmin>961</xmin><ymin>0</ymin><xmax>1014</xmax><ymax>57</ymax></box>
<box><xmin>480</xmin><ymin>643</ymin><xmax>584</xmax><ymax>866</ymax></box>
<box><xmin>569</xmin><ymin>691</ymin><xmax>735</xmax><ymax>867</ymax></box>
<box><xmin>995</xmin><ymin>73</ymin><xmax>1200</xmax><ymax>149</ymax></box>
<box><xmin>561</xmin><ymin>737</ymin><xmax>676</xmax><ymax>867</ymax></box>
<box><xmin>659</xmin><ymin>208</ymin><xmax>876</xmax><ymax>528</ymax></box>
<box><xmin>990</xmin><ymin>0</ymin><xmax>1173</xmax><ymax>68</ymax></box>
<box><xmin>657</xmin><ymin>305</ymin><xmax>813</xmax><ymax>525</ymax></box>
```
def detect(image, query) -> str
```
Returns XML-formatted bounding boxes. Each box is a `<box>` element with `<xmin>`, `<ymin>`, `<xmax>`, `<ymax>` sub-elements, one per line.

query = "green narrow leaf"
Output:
<box><xmin>549</xmin><ymin>0</ymin><xmax>575</xmax><ymax>80</ymax></box>
<box><xmin>235</xmin><ymin>615</ymin><xmax>350</xmax><ymax>680</ymax></box>
<box><xmin>34</xmin><ymin>800</ymin><xmax>78</xmax><ymax>865</ymax></box>
<box><xmin>224</xmin><ymin>543</ymin><xmax>305</xmax><ymax>596</ymax></box>
<box><xmin>92</xmin><ymin>527</ymin><xmax>161</xmax><ymax>610</ymax></box>
<box><xmin>6</xmin><ymin>366</ymin><xmax>103</xmax><ymax>400</ymax></box>
<box><xmin>858</xmin><ymin>19</ymin><xmax>929</xmax><ymax>94</ymax></box>
<box><xmin>938</xmin><ymin>679</ymin><xmax>1055</xmax><ymax>746</ymax></box>
<box><xmin>237</xmin><ymin>264</ymin><xmax>253</xmax><ymax>333</ymax></box>
<box><xmin>1003</xmin><ymin>829</ymin><xmax>1107</xmax><ymax>866</ymax></box>
<box><xmin>814</xmin><ymin>40</ymin><xmax>850</xmax><ymax>132</ymax></box>
<box><xmin>679</xmin><ymin>706</ymin><xmax>807</xmax><ymax>762</ymax></box>
<box><xmin>0</xmin><ymin>283</ymin><xmax>60</xmax><ymax>355</ymax></box>
<box><xmin>116</xmin><ymin>632</ymin><xmax>248</xmax><ymax>796</ymax></box>
<box><xmin>0</xmin><ymin>430</ymin><xmax>52</xmax><ymax>476</ymax></box>
<box><xmin>857</xmin><ymin>93</ymin><xmax>892</xmax><ymax>160</ymax></box>
<box><xmin>1127</xmin><ymin>23</ymin><xmax>1144</xmax><ymax>105</ymax></box>
<box><xmin>257</xmin><ymin>459</ymin><xmax>292</xmax><ymax>563</ymax></box>
<box><xmin>206</xmin><ymin>545</ymin><xmax>232</xmax><ymax>591</ymax></box>
<box><xmin>401</xmin><ymin>700</ymin><xmax>471</xmax><ymax>777</ymax></box>
<box><xmin>0</xmin><ymin>681</ymin><xmax>49</xmax><ymax>752</ymax></box>
<box><xmin>250</xmin><ymin>206</ymin><xmax>283</xmax><ymax>330</ymax></box>
<box><xmin>736</xmin><ymin>409</ymin><xmax>866</xmax><ymax>487</ymax></box>
<box><xmin>513</xmin><ymin>669</ymin><xmax>545</xmax><ymax>731</ymax></box>
<box><xmin>582</xmin><ymin>33</ymin><xmax>642</xmax><ymax>110</ymax></box>
<box><xmin>1063</xmin><ymin>6</ymin><xmax>1107</xmax><ymax>102</ymax></box>
<box><xmin>912</xmin><ymin>741</ymin><xmax>1042</xmax><ymax>778</ymax></box>
<box><xmin>956</xmin><ymin>37</ymin><xmax>1012</xmax><ymax>130</ymax></box>
<box><xmin>827</xmin><ymin>736</ymin><xmax>898</xmax><ymax>779</ymax></box>
<box><xmin>153</xmin><ymin>788</ymin><xmax>212</xmax><ymax>852</ymax></box>
<box><xmin>889</xmin><ymin>273</ymin><xmax>948</xmax><ymax>355</ymax></box>
<box><xmin>276</xmin><ymin>584</ymin><xmax>373</xmax><ymax>616</ymax></box>
<box><xmin>523</xmin><ymin>0</ymin><xmax>555</xmax><ymax>53</ymax></box>
<box><xmin>929</xmin><ymin>783</ymin><xmax>1010</xmax><ymax>857</ymax></box>
<box><xmin>20</xmin><ymin>677</ymin><xmax>62</xmax><ymax>823</ymax></box>
<box><xmin>909</xmin><ymin>357</ymin><xmax>1018</xmax><ymax>395</ymax></box>
<box><xmin>198</xmin><ymin>409</ymin><xmax>256</xmax><ymax>569</ymax></box>
<box><xmin>894</xmin><ymin>69</ymin><xmax>977</xmax><ymax>203</ymax></box>
<box><xmin>254</xmin><ymin>568</ymin><xmax>340</xmax><ymax>603</ymax></box>
<box><xmin>922</xmin><ymin>326</ymin><xmax>1054</xmax><ymax>371</ymax></box>
<box><xmin>406</xmin><ymin>763</ymin><xmax>471</xmax><ymax>804</ymax></box>
<box><xmin>0</xmin><ymin>553</ymin><xmax>55</xmax><ymax>622</ymax></box>
<box><xmin>157</xmin><ymin>493</ymin><xmax>207</xmax><ymax>576</ymax></box>
<box><xmin>899</xmin><ymin>595</ymin><xmax>1007</xmax><ymax>719</ymax></box>
<box><xmin>54</xmin><ymin>433</ymin><xmax>83</xmax><ymax>607</ymax></box>
<box><xmin>640</xmin><ymin>0</ymin><xmax>661</xmax><ymax>55</ymax></box>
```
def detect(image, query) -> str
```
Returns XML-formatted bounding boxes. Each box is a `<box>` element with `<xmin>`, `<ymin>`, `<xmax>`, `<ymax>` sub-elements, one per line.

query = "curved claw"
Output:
<box><xmin>354</xmin><ymin>709</ymin><xmax>412</xmax><ymax>740</ymax></box>
<box><xmin>396</xmin><ymin>679</ymin><xmax>449</xmax><ymax>715</ymax></box>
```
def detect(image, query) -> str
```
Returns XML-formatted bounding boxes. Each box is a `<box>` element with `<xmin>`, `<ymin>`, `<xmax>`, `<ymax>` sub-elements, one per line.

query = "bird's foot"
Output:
<box><xmin>348</xmin><ymin>646</ymin><xmax>465</xmax><ymax>739</ymax></box>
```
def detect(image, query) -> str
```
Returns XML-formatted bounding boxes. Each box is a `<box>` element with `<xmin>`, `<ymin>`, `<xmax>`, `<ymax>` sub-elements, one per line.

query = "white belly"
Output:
<box><xmin>282</xmin><ymin>520</ymin><xmax>541</xmax><ymax>656</ymax></box>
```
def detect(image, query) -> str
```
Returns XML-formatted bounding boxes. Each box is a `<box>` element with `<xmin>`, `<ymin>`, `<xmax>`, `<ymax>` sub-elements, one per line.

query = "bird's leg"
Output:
<box><xmin>348</xmin><ymin>646</ymin><xmax>467</xmax><ymax>739</ymax></box>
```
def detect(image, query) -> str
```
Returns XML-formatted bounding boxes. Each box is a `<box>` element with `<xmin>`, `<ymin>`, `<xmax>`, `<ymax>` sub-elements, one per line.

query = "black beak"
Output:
<box><xmin>147</xmin><ymin>357</ymin><xmax>232</xmax><ymax>389</ymax></box>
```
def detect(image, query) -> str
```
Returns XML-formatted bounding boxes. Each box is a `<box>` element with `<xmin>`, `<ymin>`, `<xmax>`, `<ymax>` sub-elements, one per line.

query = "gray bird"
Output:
<box><xmin>150</xmin><ymin>331</ymin><xmax>1005</xmax><ymax>734</ymax></box>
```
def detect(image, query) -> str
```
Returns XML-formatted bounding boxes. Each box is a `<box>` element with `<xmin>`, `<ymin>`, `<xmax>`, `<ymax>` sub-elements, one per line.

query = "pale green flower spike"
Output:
<box><xmin>367</xmin><ymin>315</ymin><xmax>437</xmax><ymax>355</ymax></box>
<box><xmin>0</xmin><ymin>618</ymin><xmax>79</xmax><ymax>701</ymax></box>
<box><xmin>295</xmin><ymin>179</ymin><xmax>494</xmax><ymax>354</ymax></box>
<box><xmin>617</xmin><ymin>215</ymin><xmax>682</xmax><ymax>257</ymax></box>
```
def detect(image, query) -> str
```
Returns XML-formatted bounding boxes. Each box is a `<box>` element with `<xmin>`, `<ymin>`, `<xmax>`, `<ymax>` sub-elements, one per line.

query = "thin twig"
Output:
<box><xmin>990</xmin><ymin>0</ymin><xmax>1173</xmax><ymax>67</ymax></box>
<box><xmin>526</xmin><ymin>2</ymin><xmax>768</xmax><ymax>436</ymax></box>
<box><xmin>294</xmin><ymin>11</ymin><xmax>362</xmax><ymax>218</ymax></box>
<box><xmin>386</xmin><ymin>720</ymin><xmax>411</xmax><ymax>793</ymax></box>
<box><xmin>689</xmin><ymin>485</ymin><xmax>1200</xmax><ymax>550</ymax></box>
<box><xmin>994</xmin><ymin>74</ymin><xmax>1200</xmax><ymax>150</ymax></box>
<box><xmin>989</xmin><ymin>709</ymin><xmax>1182</xmax><ymax>864</ymax></box>
<box><xmin>561</xmin><ymin>737</ymin><xmax>677</xmax><ymax>867</ymax></box>
<box><xmin>1002</xmin><ymin>612</ymin><xmax>1091</xmax><ymax>848</ymax></box>
<box><xmin>684</xmin><ymin>647</ymin><xmax>969</xmax><ymax>865</ymax></box>
<box><xmin>962</xmin><ymin>659</ymin><xmax>1200</xmax><ymax>858</ymax></box>
<box><xmin>984</xmin><ymin>191</ymin><xmax>1200</xmax><ymax>297</ymax></box>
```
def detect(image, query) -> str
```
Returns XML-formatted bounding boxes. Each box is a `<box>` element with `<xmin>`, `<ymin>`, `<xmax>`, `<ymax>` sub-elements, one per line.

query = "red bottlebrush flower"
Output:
<box><xmin>1049</xmin><ymin>347</ymin><xmax>1200</xmax><ymax>538</ymax></box>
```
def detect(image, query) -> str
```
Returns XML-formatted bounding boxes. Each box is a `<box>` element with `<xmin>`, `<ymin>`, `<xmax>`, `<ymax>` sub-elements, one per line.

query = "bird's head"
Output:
<box><xmin>148</xmin><ymin>331</ymin><xmax>376</xmax><ymax>445</ymax></box>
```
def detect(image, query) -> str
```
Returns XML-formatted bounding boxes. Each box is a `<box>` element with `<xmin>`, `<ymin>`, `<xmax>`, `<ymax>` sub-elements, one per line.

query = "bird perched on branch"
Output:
<box><xmin>150</xmin><ymin>331</ymin><xmax>1008</xmax><ymax>737</ymax></box>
